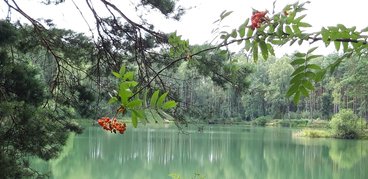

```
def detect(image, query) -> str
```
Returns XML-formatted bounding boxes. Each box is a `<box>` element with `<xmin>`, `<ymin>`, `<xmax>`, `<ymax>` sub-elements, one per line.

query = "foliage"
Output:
<box><xmin>216</xmin><ymin>1</ymin><xmax>368</xmax><ymax>104</ymax></box>
<box><xmin>329</xmin><ymin>109</ymin><xmax>366</xmax><ymax>139</ymax></box>
<box><xmin>251</xmin><ymin>116</ymin><xmax>271</xmax><ymax>126</ymax></box>
<box><xmin>321</xmin><ymin>93</ymin><xmax>333</xmax><ymax>119</ymax></box>
<box><xmin>286</xmin><ymin>48</ymin><xmax>323</xmax><ymax>104</ymax></box>
<box><xmin>103</xmin><ymin>66</ymin><xmax>177</xmax><ymax>131</ymax></box>
<box><xmin>0</xmin><ymin>21</ymin><xmax>82</xmax><ymax>178</ymax></box>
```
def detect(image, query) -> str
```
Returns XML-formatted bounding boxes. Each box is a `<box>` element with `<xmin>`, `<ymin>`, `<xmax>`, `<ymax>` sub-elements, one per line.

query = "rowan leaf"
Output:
<box><xmin>259</xmin><ymin>41</ymin><xmax>268</xmax><ymax>60</ymax></box>
<box><xmin>162</xmin><ymin>101</ymin><xmax>177</xmax><ymax>109</ymax></box>
<box><xmin>150</xmin><ymin>90</ymin><xmax>160</xmax><ymax>108</ymax></box>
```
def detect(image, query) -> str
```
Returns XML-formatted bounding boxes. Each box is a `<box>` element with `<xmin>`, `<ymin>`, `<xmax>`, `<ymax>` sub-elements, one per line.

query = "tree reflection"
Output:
<box><xmin>329</xmin><ymin>140</ymin><xmax>368</xmax><ymax>169</ymax></box>
<box><xmin>32</xmin><ymin>126</ymin><xmax>368</xmax><ymax>179</ymax></box>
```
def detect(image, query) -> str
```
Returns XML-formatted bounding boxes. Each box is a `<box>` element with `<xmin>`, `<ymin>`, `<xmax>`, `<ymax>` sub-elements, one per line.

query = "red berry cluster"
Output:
<box><xmin>97</xmin><ymin>117</ymin><xmax>127</xmax><ymax>134</ymax></box>
<box><xmin>251</xmin><ymin>10</ymin><xmax>268</xmax><ymax>30</ymax></box>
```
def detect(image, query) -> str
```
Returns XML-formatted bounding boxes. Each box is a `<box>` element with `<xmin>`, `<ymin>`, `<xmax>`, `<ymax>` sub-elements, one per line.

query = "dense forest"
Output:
<box><xmin>180</xmin><ymin>53</ymin><xmax>368</xmax><ymax>122</ymax></box>
<box><xmin>1</xmin><ymin>0</ymin><xmax>368</xmax><ymax>178</ymax></box>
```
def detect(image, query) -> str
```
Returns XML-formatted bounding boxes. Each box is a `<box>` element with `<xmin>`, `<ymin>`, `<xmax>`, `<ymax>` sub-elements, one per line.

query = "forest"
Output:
<box><xmin>1</xmin><ymin>0</ymin><xmax>368</xmax><ymax>178</ymax></box>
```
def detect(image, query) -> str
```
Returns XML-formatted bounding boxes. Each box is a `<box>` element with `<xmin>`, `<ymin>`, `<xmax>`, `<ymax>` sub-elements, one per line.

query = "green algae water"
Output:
<box><xmin>32</xmin><ymin>125</ymin><xmax>368</xmax><ymax>179</ymax></box>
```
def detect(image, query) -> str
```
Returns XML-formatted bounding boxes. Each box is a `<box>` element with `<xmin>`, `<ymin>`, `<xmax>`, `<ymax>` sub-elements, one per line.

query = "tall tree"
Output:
<box><xmin>0</xmin><ymin>21</ymin><xmax>81</xmax><ymax>178</ymax></box>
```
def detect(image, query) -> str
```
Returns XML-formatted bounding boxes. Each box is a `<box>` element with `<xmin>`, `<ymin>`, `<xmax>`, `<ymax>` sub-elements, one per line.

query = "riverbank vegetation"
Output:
<box><xmin>296</xmin><ymin>109</ymin><xmax>368</xmax><ymax>139</ymax></box>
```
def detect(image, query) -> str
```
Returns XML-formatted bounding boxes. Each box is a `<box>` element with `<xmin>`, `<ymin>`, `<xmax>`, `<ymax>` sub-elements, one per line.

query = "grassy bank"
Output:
<box><xmin>294</xmin><ymin>128</ymin><xmax>368</xmax><ymax>139</ymax></box>
<box><xmin>251</xmin><ymin>117</ymin><xmax>329</xmax><ymax>128</ymax></box>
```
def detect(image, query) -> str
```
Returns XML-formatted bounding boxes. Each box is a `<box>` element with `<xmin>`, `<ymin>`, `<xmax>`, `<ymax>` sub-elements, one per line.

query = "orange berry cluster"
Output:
<box><xmin>251</xmin><ymin>10</ymin><xmax>268</xmax><ymax>30</ymax></box>
<box><xmin>97</xmin><ymin>117</ymin><xmax>127</xmax><ymax>134</ymax></box>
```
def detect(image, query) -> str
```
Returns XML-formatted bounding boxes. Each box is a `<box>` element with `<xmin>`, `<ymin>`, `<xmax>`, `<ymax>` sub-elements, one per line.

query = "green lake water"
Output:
<box><xmin>32</xmin><ymin>125</ymin><xmax>368</xmax><ymax>179</ymax></box>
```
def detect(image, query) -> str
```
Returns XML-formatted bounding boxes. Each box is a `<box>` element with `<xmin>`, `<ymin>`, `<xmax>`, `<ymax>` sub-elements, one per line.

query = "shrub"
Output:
<box><xmin>329</xmin><ymin>109</ymin><xmax>366</xmax><ymax>139</ymax></box>
<box><xmin>252</xmin><ymin>116</ymin><xmax>271</xmax><ymax>126</ymax></box>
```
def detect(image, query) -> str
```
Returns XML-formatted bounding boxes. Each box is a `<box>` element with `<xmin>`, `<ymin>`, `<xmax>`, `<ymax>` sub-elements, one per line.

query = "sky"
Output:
<box><xmin>1</xmin><ymin>0</ymin><xmax>367</xmax><ymax>57</ymax></box>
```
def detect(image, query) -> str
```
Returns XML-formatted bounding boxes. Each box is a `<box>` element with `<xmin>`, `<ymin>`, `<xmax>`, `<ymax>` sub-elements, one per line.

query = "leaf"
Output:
<box><xmin>293</xmin><ymin>91</ymin><xmax>301</xmax><ymax>104</ymax></box>
<box><xmin>134</xmin><ymin>109</ymin><xmax>146</xmax><ymax>119</ymax></box>
<box><xmin>294</xmin><ymin>14</ymin><xmax>307</xmax><ymax>23</ymax></box>
<box><xmin>334</xmin><ymin>41</ymin><xmax>341</xmax><ymax>51</ymax></box>
<box><xmin>112</xmin><ymin>71</ymin><xmax>121</xmax><ymax>78</ymax></box>
<box><xmin>220</xmin><ymin>34</ymin><xmax>229</xmax><ymax>40</ymax></box>
<box><xmin>298</xmin><ymin>22</ymin><xmax>312</xmax><ymax>28</ymax></box>
<box><xmin>292</xmin><ymin>25</ymin><xmax>301</xmax><ymax>34</ymax></box>
<box><xmin>259</xmin><ymin>41</ymin><xmax>268</xmax><ymax>60</ymax></box>
<box><xmin>285</xmin><ymin>26</ymin><xmax>293</xmax><ymax>35</ymax></box>
<box><xmin>321</xmin><ymin>27</ymin><xmax>330</xmax><ymax>45</ymax></box>
<box><xmin>131</xmin><ymin>109</ymin><xmax>145</xmax><ymax>124</ymax></box>
<box><xmin>299</xmin><ymin>86</ymin><xmax>309</xmax><ymax>97</ymax></box>
<box><xmin>294</xmin><ymin>52</ymin><xmax>306</xmax><ymax>57</ymax></box>
<box><xmin>230</xmin><ymin>29</ymin><xmax>237</xmax><ymax>38</ymax></box>
<box><xmin>220</xmin><ymin>11</ymin><xmax>233</xmax><ymax>20</ymax></box>
<box><xmin>306</xmin><ymin>64</ymin><xmax>321</xmax><ymax>70</ymax></box>
<box><xmin>267</xmin><ymin>44</ymin><xmax>275</xmax><ymax>56</ymax></box>
<box><xmin>290</xmin><ymin>73</ymin><xmax>305</xmax><ymax>84</ymax></box>
<box><xmin>277</xmin><ymin>24</ymin><xmax>284</xmax><ymax>36</ymax></box>
<box><xmin>123</xmin><ymin>72</ymin><xmax>134</xmax><ymax>81</ymax></box>
<box><xmin>361</xmin><ymin>26</ymin><xmax>368</xmax><ymax>32</ymax></box>
<box><xmin>306</xmin><ymin>55</ymin><xmax>322</xmax><ymax>61</ymax></box>
<box><xmin>119</xmin><ymin>66</ymin><xmax>126</xmax><ymax>76</ymax></box>
<box><xmin>298</xmin><ymin>39</ymin><xmax>303</xmax><ymax>45</ymax></box>
<box><xmin>268</xmin><ymin>23</ymin><xmax>275</xmax><ymax>33</ymax></box>
<box><xmin>271</xmin><ymin>39</ymin><xmax>284</xmax><ymax>45</ymax></box>
<box><xmin>303</xmin><ymin>80</ymin><xmax>314</xmax><ymax>90</ymax></box>
<box><xmin>245</xmin><ymin>40</ymin><xmax>251</xmax><ymax>51</ymax></box>
<box><xmin>342</xmin><ymin>42</ymin><xmax>349</xmax><ymax>52</ymax></box>
<box><xmin>131</xmin><ymin>111</ymin><xmax>138</xmax><ymax>128</ymax></box>
<box><xmin>157</xmin><ymin>109</ymin><xmax>175</xmax><ymax>120</ymax></box>
<box><xmin>125</xmin><ymin>81</ymin><xmax>138</xmax><ymax>88</ymax></box>
<box><xmin>304</xmin><ymin>71</ymin><xmax>315</xmax><ymax>79</ymax></box>
<box><xmin>290</xmin><ymin>58</ymin><xmax>305</xmax><ymax>65</ymax></box>
<box><xmin>119</xmin><ymin>84</ymin><xmax>133</xmax><ymax>105</ymax></box>
<box><xmin>307</xmin><ymin>47</ymin><xmax>318</xmax><ymax>54</ymax></box>
<box><xmin>329</xmin><ymin>57</ymin><xmax>344</xmax><ymax>73</ymax></box>
<box><xmin>246</xmin><ymin>28</ymin><xmax>254</xmax><ymax>38</ymax></box>
<box><xmin>289</xmin><ymin>39</ymin><xmax>297</xmax><ymax>46</ymax></box>
<box><xmin>127</xmin><ymin>99</ymin><xmax>142</xmax><ymax>109</ymax></box>
<box><xmin>252</xmin><ymin>41</ymin><xmax>258</xmax><ymax>62</ymax></box>
<box><xmin>286</xmin><ymin>84</ymin><xmax>299</xmax><ymax>97</ymax></box>
<box><xmin>286</xmin><ymin>11</ymin><xmax>296</xmax><ymax>24</ymax></box>
<box><xmin>108</xmin><ymin>97</ymin><xmax>118</xmax><ymax>104</ymax></box>
<box><xmin>150</xmin><ymin>90</ymin><xmax>160</xmax><ymax>108</ymax></box>
<box><xmin>314</xmin><ymin>69</ymin><xmax>326</xmax><ymax>82</ymax></box>
<box><xmin>291</xmin><ymin>66</ymin><xmax>305</xmax><ymax>76</ymax></box>
<box><xmin>149</xmin><ymin>109</ymin><xmax>163</xmax><ymax>124</ymax></box>
<box><xmin>337</xmin><ymin>24</ymin><xmax>347</xmax><ymax>30</ymax></box>
<box><xmin>162</xmin><ymin>100</ymin><xmax>177</xmax><ymax>109</ymax></box>
<box><xmin>238</xmin><ymin>19</ymin><xmax>248</xmax><ymax>38</ymax></box>
<box><xmin>157</xmin><ymin>92</ymin><xmax>168</xmax><ymax>108</ymax></box>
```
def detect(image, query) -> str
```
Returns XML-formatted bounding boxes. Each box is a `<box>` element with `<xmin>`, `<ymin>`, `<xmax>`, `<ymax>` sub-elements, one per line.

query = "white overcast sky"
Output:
<box><xmin>1</xmin><ymin>0</ymin><xmax>367</xmax><ymax>56</ymax></box>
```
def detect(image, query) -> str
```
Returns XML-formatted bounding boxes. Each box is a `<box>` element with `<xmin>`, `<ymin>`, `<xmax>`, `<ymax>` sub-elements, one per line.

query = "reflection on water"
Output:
<box><xmin>33</xmin><ymin>125</ymin><xmax>368</xmax><ymax>179</ymax></box>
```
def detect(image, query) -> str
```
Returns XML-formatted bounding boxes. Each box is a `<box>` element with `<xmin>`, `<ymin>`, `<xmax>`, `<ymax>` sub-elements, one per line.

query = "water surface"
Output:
<box><xmin>33</xmin><ymin>125</ymin><xmax>368</xmax><ymax>179</ymax></box>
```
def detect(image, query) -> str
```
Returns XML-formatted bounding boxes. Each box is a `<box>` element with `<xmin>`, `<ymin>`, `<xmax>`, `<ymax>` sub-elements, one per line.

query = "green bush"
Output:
<box><xmin>329</xmin><ymin>109</ymin><xmax>366</xmax><ymax>139</ymax></box>
<box><xmin>252</xmin><ymin>116</ymin><xmax>271</xmax><ymax>126</ymax></box>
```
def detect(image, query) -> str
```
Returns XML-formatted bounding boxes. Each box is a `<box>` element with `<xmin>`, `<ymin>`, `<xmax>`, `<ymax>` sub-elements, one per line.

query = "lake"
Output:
<box><xmin>32</xmin><ymin>125</ymin><xmax>368</xmax><ymax>179</ymax></box>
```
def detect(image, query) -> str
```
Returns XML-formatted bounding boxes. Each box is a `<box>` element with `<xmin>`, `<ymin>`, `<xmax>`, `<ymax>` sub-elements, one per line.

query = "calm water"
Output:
<box><xmin>33</xmin><ymin>125</ymin><xmax>368</xmax><ymax>179</ymax></box>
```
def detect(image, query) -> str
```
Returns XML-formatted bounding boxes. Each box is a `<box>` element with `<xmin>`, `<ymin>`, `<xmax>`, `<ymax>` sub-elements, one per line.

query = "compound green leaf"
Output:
<box><xmin>162</xmin><ymin>100</ymin><xmax>177</xmax><ymax>110</ymax></box>
<box><xmin>150</xmin><ymin>90</ymin><xmax>160</xmax><ymax>108</ymax></box>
